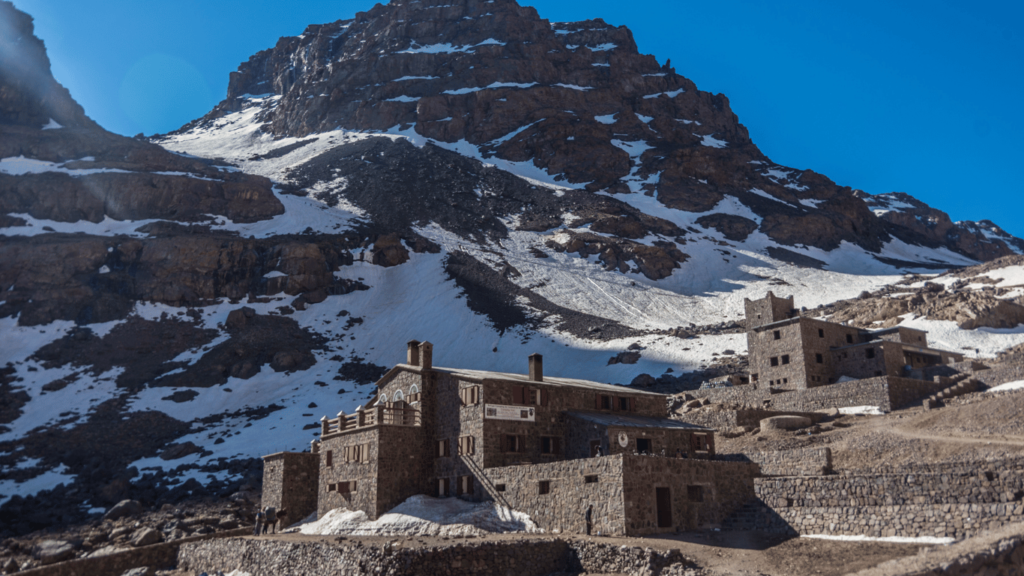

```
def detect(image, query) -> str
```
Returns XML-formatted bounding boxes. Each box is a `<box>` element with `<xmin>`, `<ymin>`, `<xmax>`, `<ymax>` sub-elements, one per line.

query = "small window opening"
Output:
<box><xmin>538</xmin><ymin>480</ymin><xmax>551</xmax><ymax>495</ymax></box>
<box><xmin>846</xmin><ymin>334</ymin><xmax>854</xmax><ymax>344</ymax></box>
<box><xmin>816</xmin><ymin>353</ymin><xmax>823</xmax><ymax>364</ymax></box>
<box><xmin>636</xmin><ymin>438</ymin><xmax>653</xmax><ymax>454</ymax></box>
<box><xmin>773</xmin><ymin>330</ymin><xmax>781</xmax><ymax>340</ymax></box>
<box><xmin>584</xmin><ymin>475</ymin><xmax>598</xmax><ymax>484</ymax></box>
<box><xmin>770</xmin><ymin>357</ymin><xmax>779</xmax><ymax>367</ymax></box>
<box><xmin>496</xmin><ymin>484</ymin><xmax>506</xmax><ymax>492</ymax></box>
<box><xmin>818</xmin><ymin>329</ymin><xmax>825</xmax><ymax>338</ymax></box>
<box><xmin>866</xmin><ymin>348</ymin><xmax>876</xmax><ymax>359</ymax></box>
<box><xmin>781</xmin><ymin>355</ymin><xmax>790</xmax><ymax>365</ymax></box>
<box><xmin>687</xmin><ymin>485</ymin><xmax>704</xmax><ymax>502</ymax></box>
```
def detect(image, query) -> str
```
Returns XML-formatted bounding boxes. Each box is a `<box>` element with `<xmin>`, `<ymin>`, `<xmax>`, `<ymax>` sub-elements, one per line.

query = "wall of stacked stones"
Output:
<box><xmin>377</xmin><ymin>424</ymin><xmax>433</xmax><ymax>516</ymax></box>
<box><xmin>753</xmin><ymin>470</ymin><xmax>1024</xmax><ymax>539</ymax></box>
<box><xmin>178</xmin><ymin>537</ymin><xmax>695</xmax><ymax>576</ymax></box>
<box><xmin>974</xmin><ymin>365</ymin><xmax>1024</xmax><ymax>387</ymax></box>
<box><xmin>482</xmin><ymin>455</ymin><xmax>626</xmax><ymax>536</ymax></box>
<box><xmin>679</xmin><ymin>409</ymin><xmax>821</xmax><ymax>431</ymax></box>
<box><xmin>621</xmin><ymin>455</ymin><xmax>759</xmax><ymax>534</ymax></box>
<box><xmin>838</xmin><ymin>457</ymin><xmax>1024</xmax><ymax>478</ymax></box>
<box><xmin>318</xmin><ymin>428</ymin><xmax>379</xmax><ymax>518</ymax></box>
<box><xmin>689</xmin><ymin>378</ymin><xmax>894</xmax><ymax>412</ymax></box>
<box><xmin>885</xmin><ymin>376</ymin><xmax>948</xmax><ymax>409</ymax></box>
<box><xmin>720</xmin><ymin>447</ymin><xmax>832</xmax><ymax>476</ymax></box>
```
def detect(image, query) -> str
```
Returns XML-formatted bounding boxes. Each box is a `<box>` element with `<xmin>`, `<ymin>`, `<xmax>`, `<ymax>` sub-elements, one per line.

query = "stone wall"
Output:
<box><xmin>17</xmin><ymin>528</ymin><xmax>250</xmax><ymax>576</ymax></box>
<box><xmin>377</xmin><ymin>424</ymin><xmax>432</xmax><ymax>514</ymax></box>
<box><xmin>178</xmin><ymin>535</ymin><xmax>696</xmax><ymax>576</ymax></box>
<box><xmin>848</xmin><ymin>522</ymin><xmax>1024</xmax><ymax>576</ymax></box>
<box><xmin>261</xmin><ymin>452</ymin><xmax>319</xmax><ymax>524</ymax></box>
<box><xmin>752</xmin><ymin>469</ymin><xmax>1024</xmax><ymax>539</ymax></box>
<box><xmin>482</xmin><ymin>456</ymin><xmax>626</xmax><ymax>536</ymax></box>
<box><xmin>317</xmin><ymin>428</ymin><xmax>378</xmax><ymax>518</ymax></box>
<box><xmin>721</xmin><ymin>447</ymin><xmax>832</xmax><ymax>476</ymax></box>
<box><xmin>688</xmin><ymin>376</ymin><xmax>946</xmax><ymax>413</ymax></box>
<box><xmin>621</xmin><ymin>455</ymin><xmax>758</xmax><ymax>534</ymax></box>
<box><xmin>678</xmin><ymin>408</ymin><xmax>822</xmax><ymax>431</ymax></box>
<box><xmin>974</xmin><ymin>365</ymin><xmax>1024</xmax><ymax>388</ymax></box>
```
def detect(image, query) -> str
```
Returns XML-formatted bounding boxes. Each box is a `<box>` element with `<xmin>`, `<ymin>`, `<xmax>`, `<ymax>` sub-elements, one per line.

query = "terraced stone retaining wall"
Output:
<box><xmin>752</xmin><ymin>469</ymin><xmax>1024</xmax><ymax>539</ymax></box>
<box><xmin>721</xmin><ymin>447</ymin><xmax>833</xmax><ymax>476</ymax></box>
<box><xmin>689</xmin><ymin>376</ymin><xmax>946</xmax><ymax>413</ymax></box>
<box><xmin>178</xmin><ymin>536</ymin><xmax>696</xmax><ymax>576</ymax></box>
<box><xmin>678</xmin><ymin>408</ymin><xmax>822</xmax><ymax>431</ymax></box>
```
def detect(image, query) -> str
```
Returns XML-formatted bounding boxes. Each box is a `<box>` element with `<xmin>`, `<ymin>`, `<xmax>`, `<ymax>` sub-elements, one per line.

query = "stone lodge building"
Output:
<box><xmin>744</xmin><ymin>292</ymin><xmax>964</xmax><ymax>389</ymax></box>
<box><xmin>263</xmin><ymin>341</ymin><xmax>758</xmax><ymax>536</ymax></box>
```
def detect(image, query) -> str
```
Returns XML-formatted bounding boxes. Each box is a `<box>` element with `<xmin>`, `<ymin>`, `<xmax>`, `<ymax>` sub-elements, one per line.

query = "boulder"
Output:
<box><xmin>34</xmin><ymin>540</ymin><xmax>74</xmax><ymax>565</ymax></box>
<box><xmin>103</xmin><ymin>499</ymin><xmax>143</xmax><ymax>521</ymax></box>
<box><xmin>130</xmin><ymin>527</ymin><xmax>163</xmax><ymax>547</ymax></box>
<box><xmin>630</xmin><ymin>374</ymin><xmax>656</xmax><ymax>387</ymax></box>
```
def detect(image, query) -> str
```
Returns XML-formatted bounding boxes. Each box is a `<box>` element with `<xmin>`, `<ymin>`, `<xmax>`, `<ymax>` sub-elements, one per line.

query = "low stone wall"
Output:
<box><xmin>974</xmin><ymin>365</ymin><xmax>1024</xmax><ymax>388</ymax></box>
<box><xmin>689</xmin><ymin>376</ymin><xmax>947</xmax><ymax>413</ymax></box>
<box><xmin>678</xmin><ymin>408</ymin><xmax>822</xmax><ymax>431</ymax></box>
<box><xmin>721</xmin><ymin>447</ymin><xmax>832</xmax><ymax>476</ymax></box>
<box><xmin>15</xmin><ymin>528</ymin><xmax>251</xmax><ymax>576</ymax></box>
<box><xmin>753</xmin><ymin>470</ymin><xmax>1024</xmax><ymax>539</ymax></box>
<box><xmin>839</xmin><ymin>457</ymin><xmax>1024</xmax><ymax>477</ymax></box>
<box><xmin>178</xmin><ymin>536</ymin><xmax>696</xmax><ymax>576</ymax></box>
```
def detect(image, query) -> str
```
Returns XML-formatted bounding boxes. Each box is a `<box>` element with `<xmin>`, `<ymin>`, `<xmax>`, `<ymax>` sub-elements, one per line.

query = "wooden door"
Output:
<box><xmin>656</xmin><ymin>487</ymin><xmax>673</xmax><ymax>528</ymax></box>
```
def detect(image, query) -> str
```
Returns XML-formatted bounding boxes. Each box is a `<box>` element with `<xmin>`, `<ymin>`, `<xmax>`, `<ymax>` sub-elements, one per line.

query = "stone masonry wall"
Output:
<box><xmin>482</xmin><ymin>456</ymin><xmax>626</xmax><ymax>536</ymax></box>
<box><xmin>621</xmin><ymin>455</ymin><xmax>758</xmax><ymax>534</ymax></box>
<box><xmin>720</xmin><ymin>447</ymin><xmax>832</xmax><ymax>476</ymax></box>
<box><xmin>261</xmin><ymin>452</ymin><xmax>319</xmax><ymax>524</ymax></box>
<box><xmin>178</xmin><ymin>536</ymin><xmax>696</xmax><ymax>576</ymax></box>
<box><xmin>678</xmin><ymin>408</ymin><xmax>822</xmax><ymax>431</ymax></box>
<box><xmin>376</xmin><ymin>424</ymin><xmax>432</xmax><ymax>516</ymax></box>
<box><xmin>753</xmin><ymin>469</ymin><xmax>1024</xmax><ymax>539</ymax></box>
<box><xmin>318</xmin><ymin>428</ymin><xmax>378</xmax><ymax>519</ymax></box>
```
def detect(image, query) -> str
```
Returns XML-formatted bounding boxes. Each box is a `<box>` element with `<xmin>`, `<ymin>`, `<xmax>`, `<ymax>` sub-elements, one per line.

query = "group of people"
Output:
<box><xmin>253</xmin><ymin>506</ymin><xmax>287</xmax><ymax>536</ymax></box>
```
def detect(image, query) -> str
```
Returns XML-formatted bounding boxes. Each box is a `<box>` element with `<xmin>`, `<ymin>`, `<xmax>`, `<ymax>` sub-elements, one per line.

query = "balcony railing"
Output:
<box><xmin>321</xmin><ymin>404</ymin><xmax>421</xmax><ymax>436</ymax></box>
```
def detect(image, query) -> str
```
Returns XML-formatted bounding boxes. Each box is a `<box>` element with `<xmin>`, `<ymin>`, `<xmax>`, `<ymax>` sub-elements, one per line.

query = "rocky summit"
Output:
<box><xmin>1</xmin><ymin>0</ymin><xmax>1023</xmax><ymax>544</ymax></box>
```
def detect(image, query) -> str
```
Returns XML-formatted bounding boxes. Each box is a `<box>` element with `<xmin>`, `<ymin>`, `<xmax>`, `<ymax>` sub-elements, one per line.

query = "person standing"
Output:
<box><xmin>253</xmin><ymin>507</ymin><xmax>265</xmax><ymax>537</ymax></box>
<box><xmin>584</xmin><ymin>504</ymin><xmax>593</xmax><ymax>536</ymax></box>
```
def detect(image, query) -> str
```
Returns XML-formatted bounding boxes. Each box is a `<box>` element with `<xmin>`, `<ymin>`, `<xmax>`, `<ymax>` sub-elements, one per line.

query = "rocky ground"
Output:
<box><xmin>0</xmin><ymin>488</ymin><xmax>258</xmax><ymax>573</ymax></box>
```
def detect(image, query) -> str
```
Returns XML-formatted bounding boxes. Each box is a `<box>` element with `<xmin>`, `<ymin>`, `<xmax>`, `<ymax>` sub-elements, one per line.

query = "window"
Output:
<box><xmin>691</xmin><ymin>434</ymin><xmax>709</xmax><ymax>453</ymax></box>
<box><xmin>436</xmin><ymin>439</ymin><xmax>451</xmax><ymax>458</ymax></box>
<box><xmin>781</xmin><ymin>355</ymin><xmax>790</xmax><ymax>365</ymax></box>
<box><xmin>597</xmin><ymin>395</ymin><xmax>613</xmax><ymax>410</ymax></box>
<box><xmin>687</xmin><ymin>485</ymin><xmax>704</xmax><ymax>502</ymax></box>
<box><xmin>393</xmin><ymin>390</ymin><xmax>404</xmax><ymax>402</ymax></box>
<box><xmin>773</xmin><ymin>330</ymin><xmax>781</xmax><ymax>340</ymax></box>
<box><xmin>584</xmin><ymin>475</ymin><xmax>598</xmax><ymax>484</ymax></box>
<box><xmin>770</xmin><ymin>357</ymin><xmax>779</xmax><ymax>367</ymax></box>
<box><xmin>538</xmin><ymin>480</ymin><xmax>551</xmax><ymax>495</ymax></box>
<box><xmin>815</xmin><ymin>353</ymin><xmax>823</xmax><ymax>364</ymax></box>
<box><xmin>457</xmin><ymin>475</ymin><xmax>474</xmax><ymax>496</ymax></box>
<box><xmin>458</xmin><ymin>436</ymin><xmax>475</xmax><ymax>456</ymax></box>
<box><xmin>338</xmin><ymin>481</ymin><xmax>356</xmax><ymax>494</ymax></box>
<box><xmin>326</xmin><ymin>450</ymin><xmax>333</xmax><ymax>467</ymax></box>
<box><xmin>752</xmin><ymin>373</ymin><xmax>759</xmax><ymax>382</ymax></box>
<box><xmin>846</xmin><ymin>334</ymin><xmax>854</xmax><ymax>344</ymax></box>
<box><xmin>541</xmin><ymin>437</ymin><xmax>561</xmax><ymax>455</ymax></box>
<box><xmin>636</xmin><ymin>438</ymin><xmax>653</xmax><ymax>454</ymax></box>
<box><xmin>437</xmin><ymin>478</ymin><xmax>450</xmax><ymax>497</ymax></box>
<box><xmin>618</xmin><ymin>397</ymin><xmax>634</xmax><ymax>411</ymax></box>
<box><xmin>866</xmin><ymin>348</ymin><xmax>876</xmax><ymax>359</ymax></box>
<box><xmin>495</xmin><ymin>484</ymin><xmax>506</xmax><ymax>492</ymax></box>
<box><xmin>512</xmin><ymin>385</ymin><xmax>527</xmax><ymax>405</ymax></box>
<box><xmin>818</xmin><ymin>329</ymin><xmax>825</xmax><ymax>338</ymax></box>
<box><xmin>378</xmin><ymin>393</ymin><xmax>387</xmax><ymax>404</ymax></box>
<box><xmin>408</xmin><ymin>384</ymin><xmax>421</xmax><ymax>403</ymax></box>
<box><xmin>783</xmin><ymin>378</ymin><xmax>788</xmax><ymax>384</ymax></box>
<box><xmin>504</xmin><ymin>435</ymin><xmax>524</xmax><ymax>453</ymax></box>
<box><xmin>344</xmin><ymin>445</ymin><xmax>367</xmax><ymax>463</ymax></box>
<box><xmin>530</xmin><ymin>388</ymin><xmax>549</xmax><ymax>406</ymax></box>
<box><xmin>460</xmin><ymin>386</ymin><xmax>480</xmax><ymax>406</ymax></box>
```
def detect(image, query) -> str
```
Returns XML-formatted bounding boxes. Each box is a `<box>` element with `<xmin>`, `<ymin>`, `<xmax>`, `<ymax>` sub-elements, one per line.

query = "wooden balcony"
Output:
<box><xmin>321</xmin><ymin>404</ymin><xmax>421</xmax><ymax>437</ymax></box>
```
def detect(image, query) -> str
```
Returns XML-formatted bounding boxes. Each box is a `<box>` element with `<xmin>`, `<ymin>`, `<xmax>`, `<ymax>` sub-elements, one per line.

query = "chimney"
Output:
<box><xmin>419</xmin><ymin>341</ymin><xmax>433</xmax><ymax>370</ymax></box>
<box><xmin>529</xmin><ymin>353</ymin><xmax>543</xmax><ymax>382</ymax></box>
<box><xmin>407</xmin><ymin>340</ymin><xmax>421</xmax><ymax>366</ymax></box>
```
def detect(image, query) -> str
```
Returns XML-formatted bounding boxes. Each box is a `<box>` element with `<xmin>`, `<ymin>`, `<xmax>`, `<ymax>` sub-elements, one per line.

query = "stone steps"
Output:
<box><xmin>720</xmin><ymin>500</ymin><xmax>766</xmax><ymax>531</ymax></box>
<box><xmin>923</xmin><ymin>376</ymin><xmax>979</xmax><ymax>410</ymax></box>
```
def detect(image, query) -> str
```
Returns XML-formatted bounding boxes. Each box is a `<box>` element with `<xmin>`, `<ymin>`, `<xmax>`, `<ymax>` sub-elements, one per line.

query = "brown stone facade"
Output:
<box><xmin>264</xmin><ymin>341</ymin><xmax>746</xmax><ymax>535</ymax></box>
<box><xmin>261</xmin><ymin>452</ymin><xmax>319</xmax><ymax>524</ymax></box>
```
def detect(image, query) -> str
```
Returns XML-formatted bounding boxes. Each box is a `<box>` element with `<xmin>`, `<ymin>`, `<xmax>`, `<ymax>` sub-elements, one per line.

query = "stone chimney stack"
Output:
<box><xmin>407</xmin><ymin>340</ymin><xmax>421</xmax><ymax>366</ymax></box>
<box><xmin>529</xmin><ymin>353</ymin><xmax>543</xmax><ymax>382</ymax></box>
<box><xmin>419</xmin><ymin>341</ymin><xmax>433</xmax><ymax>370</ymax></box>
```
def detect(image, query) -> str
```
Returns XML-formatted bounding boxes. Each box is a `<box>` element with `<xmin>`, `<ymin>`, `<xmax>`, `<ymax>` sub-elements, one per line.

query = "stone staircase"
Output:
<box><xmin>923</xmin><ymin>375</ymin><xmax>979</xmax><ymax>410</ymax></box>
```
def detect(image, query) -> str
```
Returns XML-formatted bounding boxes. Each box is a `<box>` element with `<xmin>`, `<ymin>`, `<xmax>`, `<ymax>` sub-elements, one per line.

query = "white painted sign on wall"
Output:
<box><xmin>484</xmin><ymin>404</ymin><xmax>535</xmax><ymax>422</ymax></box>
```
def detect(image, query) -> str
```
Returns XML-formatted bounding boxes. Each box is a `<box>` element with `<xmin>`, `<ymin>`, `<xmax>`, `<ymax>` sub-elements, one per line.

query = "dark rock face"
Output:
<box><xmin>0</xmin><ymin>1</ymin><xmax>283</xmax><ymax>226</ymax></box>
<box><xmin>0</xmin><ymin>233</ymin><xmax>363</xmax><ymax>326</ymax></box>
<box><xmin>695</xmin><ymin>213</ymin><xmax>758</xmax><ymax>242</ymax></box>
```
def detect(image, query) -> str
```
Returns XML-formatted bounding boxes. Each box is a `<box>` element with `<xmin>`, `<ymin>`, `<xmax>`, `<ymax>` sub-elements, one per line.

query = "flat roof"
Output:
<box><xmin>393</xmin><ymin>364</ymin><xmax>664</xmax><ymax>397</ymax></box>
<box><xmin>566</xmin><ymin>410</ymin><xmax>712</xmax><ymax>431</ymax></box>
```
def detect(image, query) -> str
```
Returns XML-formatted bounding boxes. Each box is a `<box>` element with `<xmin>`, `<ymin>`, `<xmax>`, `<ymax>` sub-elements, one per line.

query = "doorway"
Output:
<box><xmin>656</xmin><ymin>487</ymin><xmax>672</xmax><ymax>528</ymax></box>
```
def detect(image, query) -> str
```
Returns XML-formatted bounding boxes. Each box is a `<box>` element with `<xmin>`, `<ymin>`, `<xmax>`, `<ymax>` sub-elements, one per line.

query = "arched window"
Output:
<box><xmin>409</xmin><ymin>384</ymin><xmax>420</xmax><ymax>395</ymax></box>
<box><xmin>377</xmin><ymin>393</ymin><xmax>388</xmax><ymax>405</ymax></box>
<box><xmin>393</xmin><ymin>390</ymin><xmax>405</xmax><ymax>402</ymax></box>
<box><xmin>408</xmin><ymin>384</ymin><xmax>421</xmax><ymax>403</ymax></box>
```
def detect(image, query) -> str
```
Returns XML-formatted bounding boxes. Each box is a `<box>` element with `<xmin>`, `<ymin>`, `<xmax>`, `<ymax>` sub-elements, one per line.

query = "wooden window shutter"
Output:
<box><xmin>513</xmin><ymin>385</ymin><xmax>525</xmax><ymax>405</ymax></box>
<box><xmin>595</xmin><ymin>394</ymin><xmax>601</xmax><ymax>410</ymax></box>
<box><xmin>553</xmin><ymin>437</ymin><xmax>561</xmax><ymax>454</ymax></box>
<box><xmin>472</xmin><ymin>386</ymin><xmax>479</xmax><ymax>404</ymax></box>
<box><xmin>326</xmin><ymin>450</ymin><xmax>333</xmax><ymax>467</ymax></box>
<box><xmin>540</xmin><ymin>389</ymin><xmax>549</xmax><ymax>406</ymax></box>
<box><xmin>629</xmin><ymin>398</ymin><xmax>636</xmax><ymax>412</ymax></box>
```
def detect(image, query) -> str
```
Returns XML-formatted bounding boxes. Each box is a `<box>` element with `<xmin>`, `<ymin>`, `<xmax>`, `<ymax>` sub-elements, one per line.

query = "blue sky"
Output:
<box><xmin>16</xmin><ymin>0</ymin><xmax>1024</xmax><ymax>237</ymax></box>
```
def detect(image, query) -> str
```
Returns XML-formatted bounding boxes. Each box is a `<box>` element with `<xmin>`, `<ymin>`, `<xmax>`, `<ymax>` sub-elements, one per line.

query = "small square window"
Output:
<box><xmin>846</xmin><ymin>334</ymin><xmax>854</xmax><ymax>344</ymax></box>
<box><xmin>816</xmin><ymin>353</ymin><xmax>823</xmax><ymax>364</ymax></box>
<box><xmin>866</xmin><ymin>348</ymin><xmax>876</xmax><ymax>359</ymax></box>
<box><xmin>781</xmin><ymin>355</ymin><xmax>790</xmax><ymax>365</ymax></box>
<box><xmin>783</xmin><ymin>378</ymin><xmax>788</xmax><ymax>384</ymax></box>
<box><xmin>496</xmin><ymin>484</ymin><xmax>506</xmax><ymax>492</ymax></box>
<box><xmin>818</xmin><ymin>329</ymin><xmax>825</xmax><ymax>338</ymax></box>
<box><xmin>538</xmin><ymin>480</ymin><xmax>551</xmax><ymax>495</ymax></box>
<box><xmin>584</xmin><ymin>475</ymin><xmax>598</xmax><ymax>484</ymax></box>
<box><xmin>687</xmin><ymin>485</ymin><xmax>704</xmax><ymax>502</ymax></box>
<box><xmin>773</xmin><ymin>330</ymin><xmax>781</xmax><ymax>340</ymax></box>
<box><xmin>770</xmin><ymin>357</ymin><xmax>779</xmax><ymax>367</ymax></box>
